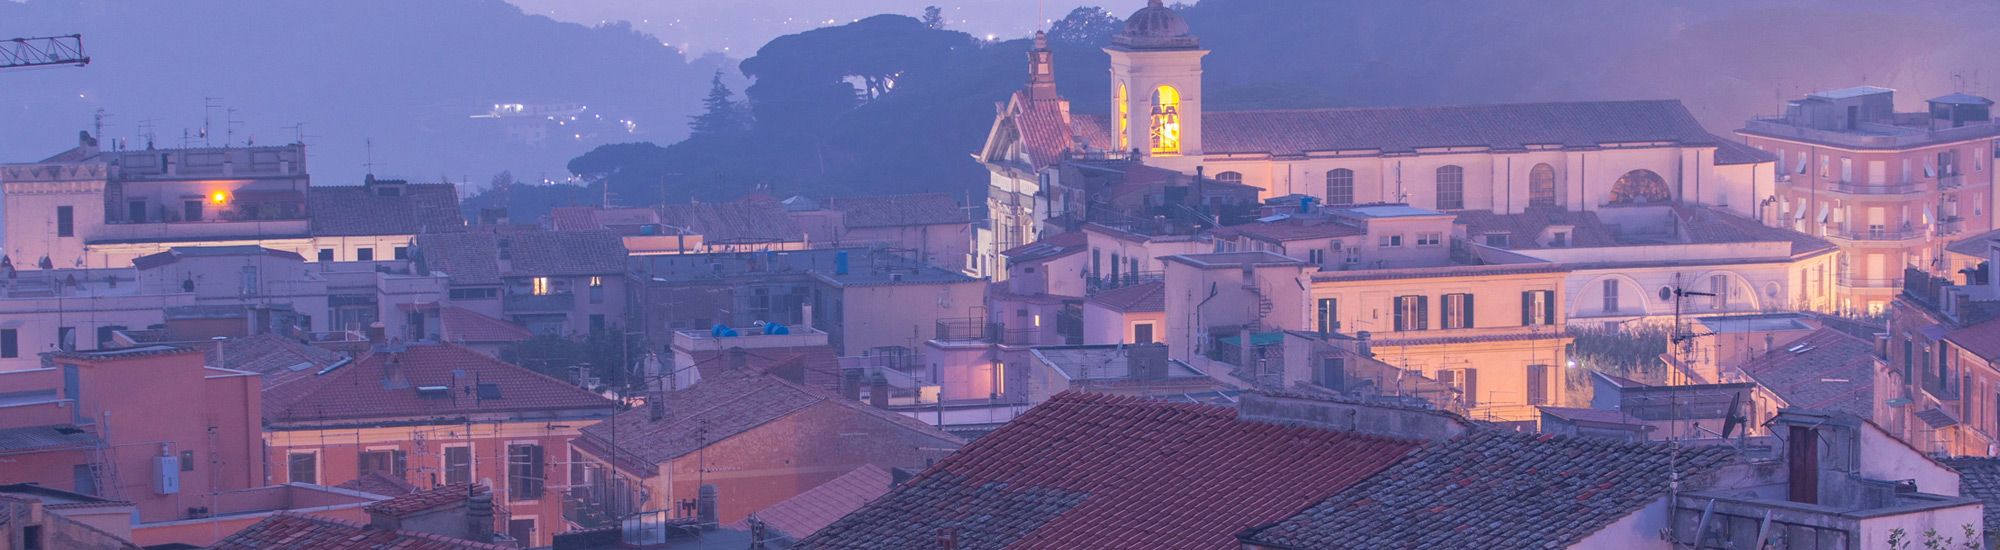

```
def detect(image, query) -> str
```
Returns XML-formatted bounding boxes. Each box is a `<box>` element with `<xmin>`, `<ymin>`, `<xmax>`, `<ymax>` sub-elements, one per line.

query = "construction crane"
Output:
<box><xmin>0</xmin><ymin>34</ymin><xmax>89</xmax><ymax>70</ymax></box>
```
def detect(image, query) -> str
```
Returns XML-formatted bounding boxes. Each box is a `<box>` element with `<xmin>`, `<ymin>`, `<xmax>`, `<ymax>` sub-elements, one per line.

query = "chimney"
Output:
<box><xmin>870</xmin><ymin>374</ymin><xmax>890</xmax><ymax>409</ymax></box>
<box><xmin>648</xmin><ymin>390</ymin><xmax>668</xmax><ymax>421</ymax></box>
<box><xmin>1126</xmin><ymin>343</ymin><xmax>1169</xmax><ymax>380</ymax></box>
<box><xmin>1356</xmin><ymin>331</ymin><xmax>1373</xmax><ymax>357</ymax></box>
<box><xmin>748</xmin><ymin>516</ymin><xmax>769</xmax><ymax>550</ymax></box>
<box><xmin>467</xmin><ymin>489</ymin><xmax>495</xmax><ymax>543</ymax></box>
<box><xmin>842</xmin><ymin>368</ymin><xmax>863</xmax><ymax>401</ymax></box>
<box><xmin>367</xmin><ymin>321</ymin><xmax>387</xmax><ymax>344</ymax></box>
<box><xmin>728</xmin><ymin>347</ymin><xmax>748</xmax><ymax>372</ymax></box>
<box><xmin>696</xmin><ymin>484</ymin><xmax>719</xmax><ymax>526</ymax></box>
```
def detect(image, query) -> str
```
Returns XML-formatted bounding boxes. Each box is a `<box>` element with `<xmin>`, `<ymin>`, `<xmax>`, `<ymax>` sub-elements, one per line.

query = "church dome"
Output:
<box><xmin>1113</xmin><ymin>0</ymin><xmax>1200</xmax><ymax>50</ymax></box>
<box><xmin>1122</xmin><ymin>0</ymin><xmax>1190</xmax><ymax>38</ymax></box>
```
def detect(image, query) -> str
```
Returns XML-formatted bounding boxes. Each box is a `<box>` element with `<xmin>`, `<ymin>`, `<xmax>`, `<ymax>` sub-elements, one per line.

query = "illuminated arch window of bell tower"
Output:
<box><xmin>1150</xmin><ymin>86</ymin><xmax>1181</xmax><ymax>155</ymax></box>
<box><xmin>1116</xmin><ymin>84</ymin><xmax>1130</xmax><ymax>151</ymax></box>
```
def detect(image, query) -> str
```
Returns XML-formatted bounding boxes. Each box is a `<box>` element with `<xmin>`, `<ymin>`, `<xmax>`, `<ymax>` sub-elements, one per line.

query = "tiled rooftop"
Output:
<box><xmin>796</xmin><ymin>392</ymin><xmax>1421</xmax><ymax>550</ymax></box>
<box><xmin>308</xmin><ymin>182</ymin><xmax>466</xmax><ymax>237</ymax></box>
<box><xmin>822</xmin><ymin>193</ymin><xmax>967</xmax><ymax>228</ymax></box>
<box><xmin>686</xmin><ymin>346</ymin><xmax>843</xmax><ymax>394</ymax></box>
<box><xmin>732</xmin><ymin>464</ymin><xmax>893</xmax><ymax>540</ymax></box>
<box><xmin>439</xmin><ymin>306</ymin><xmax>534</xmax><ymax>343</ymax></box>
<box><xmin>1240</xmin><ymin>430</ymin><xmax>1739</xmax><ymax>549</ymax></box>
<box><xmin>336</xmin><ymin>470</ymin><xmax>418</xmax><ymax>497</ymax></box>
<box><xmin>502</xmin><ymin>229</ymin><xmax>630</xmax><ymax>276</ymax></box>
<box><xmin>0</xmin><ymin>424</ymin><xmax>104</xmax><ymax>452</ymax></box>
<box><xmin>363</xmin><ymin>484</ymin><xmax>486</xmax><ymax>517</ymax></box>
<box><xmin>1946</xmin><ymin>315</ymin><xmax>2000</xmax><ymax>361</ymax></box>
<box><xmin>572</xmin><ymin>372</ymin><xmax>960</xmax><ymax>475</ymax></box>
<box><xmin>661</xmin><ymin>201</ymin><xmax>804</xmax><ymax>244</ymax></box>
<box><xmin>132</xmin><ymin>245</ymin><xmax>306</xmax><ymax>270</ymax></box>
<box><xmin>1734</xmin><ymin>328</ymin><xmax>1876</xmax><ymax>418</ymax></box>
<box><xmin>1084</xmin><ymin>281</ymin><xmax>1165</xmax><ymax>313</ymax></box>
<box><xmin>415</xmin><ymin>232</ymin><xmax>502</xmax><ymax>285</ymax></box>
<box><xmin>262</xmin><ymin>342</ymin><xmax>615</xmax><ymax>423</ymax></box>
<box><xmin>1031</xmin><ymin>345</ymin><xmax>1206</xmax><ymax>381</ymax></box>
<box><xmin>209</xmin><ymin>511</ymin><xmax>507</xmax><ymax>550</ymax></box>
<box><xmin>1940</xmin><ymin>457</ymin><xmax>2000</xmax><ymax>539</ymax></box>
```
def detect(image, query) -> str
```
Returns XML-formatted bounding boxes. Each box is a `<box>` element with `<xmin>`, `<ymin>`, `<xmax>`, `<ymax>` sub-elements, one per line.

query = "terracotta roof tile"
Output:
<box><xmin>1670</xmin><ymin>205</ymin><xmax>1836</xmax><ymax>256</ymax></box>
<box><xmin>573</xmin><ymin>373</ymin><xmax>961</xmax><ymax>474</ymax></box>
<box><xmin>415</xmin><ymin>232</ymin><xmax>502</xmax><ymax>285</ymax></box>
<box><xmin>1012</xmin><ymin>94</ymin><xmax>1077</xmax><ymax>168</ymax></box>
<box><xmin>1940</xmin><ymin>457</ymin><xmax>2000</xmax><ymax>537</ymax></box>
<box><xmin>733</xmin><ymin>464</ymin><xmax>893</xmax><ymax>539</ymax></box>
<box><xmin>1946</xmin><ymin>316</ymin><xmax>2000</xmax><ymax>361</ymax></box>
<box><xmin>661</xmin><ymin>202</ymin><xmax>804</xmax><ymax>244</ymax></box>
<box><xmin>503</xmin><ymin>229</ymin><xmax>628</xmax><ymax>276</ymax></box>
<box><xmin>686</xmin><ymin>346</ymin><xmax>843</xmax><ymax>394</ymax></box>
<box><xmin>265</xmin><ymin>343</ymin><xmax>614</xmax><ymax>423</ymax></box>
<box><xmin>795</xmin><ymin>392</ymin><xmax>1421</xmax><ymax>550</ymax></box>
<box><xmin>1712</xmin><ymin>134</ymin><xmax>1778</xmax><ymax>165</ymax></box>
<box><xmin>1454</xmin><ymin>207</ymin><xmax>1619</xmax><ymax>250</ymax></box>
<box><xmin>1084</xmin><ymin>281</ymin><xmax>1165</xmax><ymax>313</ymax></box>
<box><xmin>209</xmin><ymin>511</ymin><xmax>507</xmax><ymax>550</ymax></box>
<box><xmin>548</xmin><ymin>206</ymin><xmax>601</xmax><ymax>231</ymax></box>
<box><xmin>1241</xmin><ymin>430</ymin><xmax>1738</xmax><ymax>549</ymax></box>
<box><xmin>822</xmin><ymin>193</ymin><xmax>966</xmax><ymax>228</ymax></box>
<box><xmin>1735</xmin><ymin>328</ymin><xmax>1877</xmax><ymax>418</ymax></box>
<box><xmin>362</xmin><ymin>484</ymin><xmax>486</xmax><ymax>517</ymax></box>
<box><xmin>336</xmin><ymin>470</ymin><xmax>418</xmax><ymax>497</ymax></box>
<box><xmin>440</xmin><ymin>307</ymin><xmax>534</xmax><ymax>343</ymax></box>
<box><xmin>0</xmin><ymin>425</ymin><xmax>103</xmax><ymax>452</ymax></box>
<box><xmin>309</xmin><ymin>182</ymin><xmax>466</xmax><ymax>237</ymax></box>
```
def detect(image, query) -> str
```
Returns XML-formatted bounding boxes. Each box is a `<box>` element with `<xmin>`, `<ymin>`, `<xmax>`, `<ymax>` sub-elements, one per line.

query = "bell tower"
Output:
<box><xmin>1026</xmin><ymin>31</ymin><xmax>1058</xmax><ymax>101</ymax></box>
<box><xmin>1106</xmin><ymin>0</ymin><xmax>1207</xmax><ymax>160</ymax></box>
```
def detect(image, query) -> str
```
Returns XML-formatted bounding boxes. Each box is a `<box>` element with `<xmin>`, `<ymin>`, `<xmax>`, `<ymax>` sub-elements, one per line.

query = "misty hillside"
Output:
<box><xmin>0</xmin><ymin>0</ymin><xmax>728</xmax><ymax>187</ymax></box>
<box><xmin>546</xmin><ymin>0</ymin><xmax>2000</xmax><ymax>220</ymax></box>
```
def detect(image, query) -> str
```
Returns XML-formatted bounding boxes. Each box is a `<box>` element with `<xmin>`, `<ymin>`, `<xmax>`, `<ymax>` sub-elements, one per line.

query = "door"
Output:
<box><xmin>183</xmin><ymin>200</ymin><xmax>203</xmax><ymax>222</ymax></box>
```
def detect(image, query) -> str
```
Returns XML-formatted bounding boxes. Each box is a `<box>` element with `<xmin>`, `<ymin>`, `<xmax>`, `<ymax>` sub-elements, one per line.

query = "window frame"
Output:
<box><xmin>1435</xmin><ymin>165</ymin><xmax>1465</xmax><ymax>210</ymax></box>
<box><xmin>1326</xmin><ymin>169</ymin><xmax>1355</xmax><ymax>205</ymax></box>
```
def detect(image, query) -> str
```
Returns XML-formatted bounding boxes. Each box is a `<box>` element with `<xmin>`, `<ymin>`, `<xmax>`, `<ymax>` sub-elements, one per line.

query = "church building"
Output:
<box><xmin>975</xmin><ymin>0</ymin><xmax>1777</xmax><ymax>279</ymax></box>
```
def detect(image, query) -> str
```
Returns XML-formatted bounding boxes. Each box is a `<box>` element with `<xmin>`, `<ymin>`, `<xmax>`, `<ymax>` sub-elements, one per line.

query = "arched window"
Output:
<box><xmin>1326</xmin><ymin>169</ymin><xmax>1355</xmax><ymax>205</ymax></box>
<box><xmin>1608</xmin><ymin>169</ymin><xmax>1671</xmax><ymax>204</ymax></box>
<box><xmin>1435</xmin><ymin>165</ymin><xmax>1465</xmax><ymax>210</ymax></box>
<box><xmin>1150</xmin><ymin>85</ymin><xmax>1181</xmax><ymax>155</ymax></box>
<box><xmin>1215</xmin><ymin>171</ymin><xmax>1242</xmax><ymax>184</ymax></box>
<box><xmin>1115</xmin><ymin>84</ymin><xmax>1130</xmax><ymax>152</ymax></box>
<box><xmin>1529</xmin><ymin>163</ymin><xmax>1559</xmax><ymax>207</ymax></box>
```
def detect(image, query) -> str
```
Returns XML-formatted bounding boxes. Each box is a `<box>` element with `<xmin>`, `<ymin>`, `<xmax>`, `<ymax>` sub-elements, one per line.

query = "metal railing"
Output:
<box><xmin>1086</xmin><ymin>271</ymin><xmax>1164</xmax><ymax>294</ymax></box>
<box><xmin>1836</xmin><ymin>276</ymin><xmax>1903</xmax><ymax>289</ymax></box>
<box><xmin>503</xmin><ymin>292</ymin><xmax>574</xmax><ymax>312</ymax></box>
<box><xmin>1824</xmin><ymin>223</ymin><xmax>1925</xmax><ymax>242</ymax></box>
<box><xmin>1826</xmin><ymin>180</ymin><xmax>1927</xmax><ymax>195</ymax></box>
<box><xmin>1937</xmin><ymin>173</ymin><xmax>1967</xmax><ymax>191</ymax></box>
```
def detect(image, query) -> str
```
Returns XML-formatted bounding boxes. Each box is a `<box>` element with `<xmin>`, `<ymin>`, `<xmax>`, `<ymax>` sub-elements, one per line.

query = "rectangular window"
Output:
<box><xmin>1483</xmin><ymin>234</ymin><xmax>1509</xmax><ymax>247</ymax></box>
<box><xmin>1438</xmin><ymin>368</ymin><xmax>1478</xmax><ymax>408</ymax></box>
<box><xmin>1441</xmin><ymin>293</ymin><xmax>1475</xmax><ymax>329</ymax></box>
<box><xmin>589</xmin><ymin>277</ymin><xmax>605</xmax><ymax>304</ymax></box>
<box><xmin>1318</xmin><ymin>357</ymin><xmax>1346</xmax><ymax>390</ymax></box>
<box><xmin>287</xmin><ymin>452</ymin><xmax>317</xmax><ymax>484</ymax></box>
<box><xmin>508</xmin><ymin>444</ymin><xmax>545</xmax><ymax>501</ymax></box>
<box><xmin>1308</xmin><ymin>249</ymin><xmax>1324</xmax><ymax>264</ymax></box>
<box><xmin>241</xmin><ymin>266</ymin><xmax>258</xmax><ymax>296</ymax></box>
<box><xmin>508</xmin><ymin>520</ymin><xmax>535</xmax><ymax>546</ymax></box>
<box><xmin>531</xmin><ymin>277</ymin><xmax>552</xmax><ymax>296</ymax></box>
<box><xmin>445</xmin><ymin>446</ymin><xmax>472</xmax><ymax>486</ymax></box>
<box><xmin>1379</xmin><ymin>235</ymin><xmax>1403</xmax><ymax>247</ymax></box>
<box><xmin>183</xmin><ymin>200</ymin><xmax>203</xmax><ymax>222</ymax></box>
<box><xmin>589</xmin><ymin>314</ymin><xmax>606</xmax><ymax>334</ymax></box>
<box><xmin>1710</xmin><ymin>275</ymin><xmax>1728</xmax><ymax>309</ymax></box>
<box><xmin>1316</xmin><ymin>298</ymin><xmax>1339</xmax><ymax>334</ymax></box>
<box><xmin>1602</xmin><ymin>280</ymin><xmax>1621</xmax><ymax>313</ymax></box>
<box><xmin>1819</xmin><ymin>155</ymin><xmax>1829</xmax><ymax>178</ymax></box>
<box><xmin>1416</xmin><ymin>233</ymin><xmax>1442</xmax><ymax>246</ymax></box>
<box><xmin>1132</xmin><ymin>323</ymin><xmax>1154</xmax><ymax>344</ymax></box>
<box><xmin>1521</xmin><ymin>290</ymin><xmax>1556</xmax><ymax>326</ymax></box>
<box><xmin>56</xmin><ymin>206</ymin><xmax>74</xmax><ymax>237</ymax></box>
<box><xmin>449</xmin><ymin>288</ymin><xmax>499</xmax><ymax>300</ymax></box>
<box><xmin>355</xmin><ymin>248</ymin><xmax>374</xmax><ymax>262</ymax></box>
<box><xmin>128</xmin><ymin>201</ymin><xmax>147</xmax><ymax>223</ymax></box>
<box><xmin>393</xmin><ymin>246</ymin><xmax>409</xmax><ymax>260</ymax></box>
<box><xmin>359</xmin><ymin>449</ymin><xmax>406</xmax><ymax>479</ymax></box>
<box><xmin>2</xmin><ymin>328</ymin><xmax>18</xmax><ymax>358</ymax></box>
<box><xmin>1840</xmin><ymin>157</ymin><xmax>1852</xmax><ymax>182</ymax></box>
<box><xmin>317</xmin><ymin>249</ymin><xmax>335</xmax><ymax>262</ymax></box>
<box><xmin>1393</xmin><ymin>295</ymin><xmax>1428</xmax><ymax>331</ymax></box>
<box><xmin>1550</xmin><ymin>231</ymin><xmax>1568</xmax><ymax>248</ymax></box>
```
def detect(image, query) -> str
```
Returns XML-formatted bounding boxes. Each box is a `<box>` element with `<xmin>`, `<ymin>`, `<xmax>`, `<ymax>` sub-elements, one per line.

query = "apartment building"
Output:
<box><xmin>1739</xmin><ymin>86</ymin><xmax>2000</xmax><ymax>314</ymax></box>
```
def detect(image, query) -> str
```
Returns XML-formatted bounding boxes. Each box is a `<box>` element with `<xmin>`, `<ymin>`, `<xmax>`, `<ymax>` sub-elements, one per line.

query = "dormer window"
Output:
<box><xmin>1550</xmin><ymin>231</ymin><xmax>1568</xmax><ymax>248</ymax></box>
<box><xmin>1483</xmin><ymin>234</ymin><xmax>1510</xmax><ymax>247</ymax></box>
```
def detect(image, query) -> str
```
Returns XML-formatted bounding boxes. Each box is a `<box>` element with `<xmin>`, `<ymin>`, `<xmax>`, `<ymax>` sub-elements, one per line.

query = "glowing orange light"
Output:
<box><xmin>211</xmin><ymin>192</ymin><xmax>227</xmax><ymax>204</ymax></box>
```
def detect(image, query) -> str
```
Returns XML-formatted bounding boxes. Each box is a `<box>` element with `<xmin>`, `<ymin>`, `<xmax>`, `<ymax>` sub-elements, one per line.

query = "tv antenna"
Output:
<box><xmin>202</xmin><ymin>97</ymin><xmax>222</xmax><ymax>147</ymax></box>
<box><xmin>1668</xmin><ymin>273</ymin><xmax>1717</xmax><ymax>385</ymax></box>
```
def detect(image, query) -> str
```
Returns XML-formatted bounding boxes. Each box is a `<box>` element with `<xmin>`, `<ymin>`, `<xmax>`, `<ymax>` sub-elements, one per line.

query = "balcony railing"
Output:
<box><xmin>1826</xmin><ymin>180</ymin><xmax>1927</xmax><ymax>196</ymax></box>
<box><xmin>1937</xmin><ymin>173</ymin><xmax>1967</xmax><ymax>191</ymax></box>
<box><xmin>1086</xmin><ymin>271</ymin><xmax>1164</xmax><ymax>295</ymax></box>
<box><xmin>1824</xmin><ymin>223</ymin><xmax>1925</xmax><ymax>242</ymax></box>
<box><xmin>1836</xmin><ymin>276</ymin><xmax>1903</xmax><ymax>289</ymax></box>
<box><xmin>503</xmin><ymin>292</ymin><xmax>574</xmax><ymax>312</ymax></box>
<box><xmin>935</xmin><ymin>317</ymin><xmax>987</xmax><ymax>341</ymax></box>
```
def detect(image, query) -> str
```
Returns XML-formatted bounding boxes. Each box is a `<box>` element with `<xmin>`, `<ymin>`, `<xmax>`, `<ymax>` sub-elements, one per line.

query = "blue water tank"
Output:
<box><xmin>835</xmin><ymin>251</ymin><xmax>850</xmax><ymax>275</ymax></box>
<box><xmin>1300</xmin><ymin>196</ymin><xmax>1313</xmax><ymax>213</ymax></box>
<box><xmin>766</xmin><ymin>323</ymin><xmax>789</xmax><ymax>335</ymax></box>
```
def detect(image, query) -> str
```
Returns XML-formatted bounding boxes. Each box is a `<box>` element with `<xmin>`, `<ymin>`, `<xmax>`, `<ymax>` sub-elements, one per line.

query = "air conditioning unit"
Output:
<box><xmin>154</xmin><ymin>455</ymin><xmax>181</xmax><ymax>494</ymax></box>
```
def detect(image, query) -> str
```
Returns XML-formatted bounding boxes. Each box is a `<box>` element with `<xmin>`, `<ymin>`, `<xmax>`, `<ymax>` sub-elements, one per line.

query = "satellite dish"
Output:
<box><xmin>1720</xmin><ymin>391</ymin><xmax>1748</xmax><ymax>439</ymax></box>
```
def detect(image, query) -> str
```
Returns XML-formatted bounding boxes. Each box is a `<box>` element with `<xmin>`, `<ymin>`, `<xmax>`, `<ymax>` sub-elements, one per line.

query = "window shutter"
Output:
<box><xmin>393</xmin><ymin>450</ymin><xmax>407</xmax><ymax>478</ymax></box>
<box><xmin>1418</xmin><ymin>296</ymin><xmax>1430</xmax><ymax>330</ymax></box>
<box><xmin>1543</xmin><ymin>291</ymin><xmax>1557</xmax><ymax>326</ymax></box>
<box><xmin>1465</xmin><ymin>369</ymin><xmax>1479</xmax><ymax>408</ymax></box>
<box><xmin>1528</xmin><ymin>365</ymin><xmax>1547</xmax><ymax>405</ymax></box>
<box><xmin>1521</xmin><ymin>292</ymin><xmax>1533</xmax><ymax>325</ymax></box>
<box><xmin>1464</xmin><ymin>294</ymin><xmax>1476</xmax><ymax>328</ymax></box>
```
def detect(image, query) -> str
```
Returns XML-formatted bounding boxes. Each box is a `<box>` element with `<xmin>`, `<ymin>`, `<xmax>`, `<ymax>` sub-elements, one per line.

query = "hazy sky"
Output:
<box><xmin>504</xmin><ymin>0</ymin><xmax>1147</xmax><ymax>55</ymax></box>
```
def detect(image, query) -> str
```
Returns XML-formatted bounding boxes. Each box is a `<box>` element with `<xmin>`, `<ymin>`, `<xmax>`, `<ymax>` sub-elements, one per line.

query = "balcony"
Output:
<box><xmin>1836</xmin><ymin>275</ymin><xmax>1903</xmax><ymax>289</ymax></box>
<box><xmin>1743</xmin><ymin>118</ymin><xmax>2000</xmax><ymax>149</ymax></box>
<box><xmin>1086</xmin><ymin>271</ymin><xmax>1165</xmax><ymax>295</ymax></box>
<box><xmin>1825</xmin><ymin>179</ymin><xmax>1927</xmax><ymax>196</ymax></box>
<box><xmin>1937</xmin><ymin>173</ymin><xmax>1967</xmax><ymax>191</ymax></box>
<box><xmin>503</xmin><ymin>292</ymin><xmax>574</xmax><ymax>312</ymax></box>
<box><xmin>1823</xmin><ymin>223</ymin><xmax>1926</xmax><ymax>243</ymax></box>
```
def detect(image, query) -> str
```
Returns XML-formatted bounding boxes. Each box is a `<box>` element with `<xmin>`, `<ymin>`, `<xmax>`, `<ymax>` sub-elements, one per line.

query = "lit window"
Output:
<box><xmin>1115</xmin><ymin>84</ymin><xmax>1130</xmax><ymax>151</ymax></box>
<box><xmin>532</xmin><ymin>277</ymin><xmax>552</xmax><ymax>296</ymax></box>
<box><xmin>1149</xmin><ymin>86</ymin><xmax>1181</xmax><ymax>155</ymax></box>
<box><xmin>1528</xmin><ymin>164</ymin><xmax>1558</xmax><ymax>207</ymax></box>
<box><xmin>589</xmin><ymin>276</ymin><xmax>603</xmax><ymax>288</ymax></box>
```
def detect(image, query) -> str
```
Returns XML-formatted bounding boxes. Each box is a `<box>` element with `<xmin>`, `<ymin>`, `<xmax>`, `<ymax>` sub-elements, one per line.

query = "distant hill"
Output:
<box><xmin>0</xmin><ymin>0</ymin><xmax>727</xmax><ymax>187</ymax></box>
<box><xmin>549</xmin><ymin>0</ymin><xmax>2000</xmax><ymax>218</ymax></box>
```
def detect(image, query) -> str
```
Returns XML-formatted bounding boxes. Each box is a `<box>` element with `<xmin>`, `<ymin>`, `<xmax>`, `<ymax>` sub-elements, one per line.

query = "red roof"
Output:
<box><xmin>733</xmin><ymin>464</ymin><xmax>893</xmax><ymax>539</ymax></box>
<box><xmin>687</xmin><ymin>346</ymin><xmax>843</xmax><ymax>393</ymax></box>
<box><xmin>796</xmin><ymin>392</ymin><xmax>1421</xmax><ymax>550</ymax></box>
<box><xmin>1000</xmin><ymin>231</ymin><xmax>1087</xmax><ymax>262</ymax></box>
<box><xmin>210</xmin><ymin>511</ymin><xmax>506</xmax><ymax>550</ymax></box>
<box><xmin>821</xmin><ymin>194</ymin><xmax>966</xmax><ymax>228</ymax></box>
<box><xmin>440</xmin><ymin>307</ymin><xmax>533</xmax><ymax>343</ymax></box>
<box><xmin>264</xmin><ymin>343</ymin><xmax>615</xmax><ymax>423</ymax></box>
<box><xmin>335</xmin><ymin>470</ymin><xmax>418</xmax><ymax>497</ymax></box>
<box><xmin>1085</xmin><ymin>281</ymin><xmax>1165</xmax><ymax>313</ymax></box>
<box><xmin>1011</xmin><ymin>93</ymin><xmax>1078</xmax><ymax>168</ymax></box>
<box><xmin>1947</xmin><ymin>316</ymin><xmax>2000</xmax><ymax>361</ymax></box>
<box><xmin>548</xmin><ymin>206</ymin><xmax>600</xmax><ymax>231</ymax></box>
<box><xmin>363</xmin><ymin>484</ymin><xmax>486</xmax><ymax>517</ymax></box>
<box><xmin>1736</xmin><ymin>328</ymin><xmax>1877</xmax><ymax>418</ymax></box>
